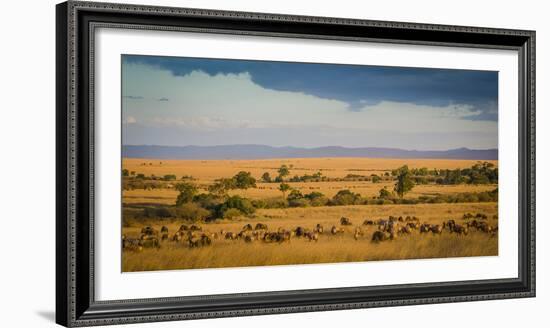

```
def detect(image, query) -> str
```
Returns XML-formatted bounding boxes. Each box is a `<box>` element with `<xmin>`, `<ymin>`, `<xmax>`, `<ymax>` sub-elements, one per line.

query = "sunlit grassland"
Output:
<box><xmin>122</xmin><ymin>203</ymin><xmax>498</xmax><ymax>272</ymax></box>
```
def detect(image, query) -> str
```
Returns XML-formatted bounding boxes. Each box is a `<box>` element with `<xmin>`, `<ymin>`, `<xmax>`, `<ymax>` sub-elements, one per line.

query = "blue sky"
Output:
<box><xmin>122</xmin><ymin>55</ymin><xmax>498</xmax><ymax>150</ymax></box>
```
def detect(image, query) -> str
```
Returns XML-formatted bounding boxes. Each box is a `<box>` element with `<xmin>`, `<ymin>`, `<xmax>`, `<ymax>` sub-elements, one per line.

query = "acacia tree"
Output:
<box><xmin>278</xmin><ymin>183</ymin><xmax>291</xmax><ymax>200</ymax></box>
<box><xmin>394</xmin><ymin>165</ymin><xmax>414</xmax><ymax>198</ymax></box>
<box><xmin>277</xmin><ymin>165</ymin><xmax>290</xmax><ymax>180</ymax></box>
<box><xmin>175</xmin><ymin>182</ymin><xmax>198</xmax><ymax>206</ymax></box>
<box><xmin>261</xmin><ymin>172</ymin><xmax>272</xmax><ymax>183</ymax></box>
<box><xmin>233</xmin><ymin>171</ymin><xmax>256</xmax><ymax>189</ymax></box>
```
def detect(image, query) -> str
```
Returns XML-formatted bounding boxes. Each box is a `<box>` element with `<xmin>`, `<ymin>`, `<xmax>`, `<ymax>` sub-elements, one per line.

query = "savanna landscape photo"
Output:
<box><xmin>121</xmin><ymin>55</ymin><xmax>499</xmax><ymax>272</ymax></box>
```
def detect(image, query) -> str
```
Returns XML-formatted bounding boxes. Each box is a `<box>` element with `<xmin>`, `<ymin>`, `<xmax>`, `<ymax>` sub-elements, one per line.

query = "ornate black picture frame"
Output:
<box><xmin>56</xmin><ymin>1</ymin><xmax>535</xmax><ymax>326</ymax></box>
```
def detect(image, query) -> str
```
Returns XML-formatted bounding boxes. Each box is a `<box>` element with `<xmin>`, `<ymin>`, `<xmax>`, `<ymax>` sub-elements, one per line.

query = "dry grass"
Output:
<box><xmin>123</xmin><ymin>228</ymin><xmax>497</xmax><ymax>272</ymax></box>
<box><xmin>122</xmin><ymin>203</ymin><xmax>498</xmax><ymax>272</ymax></box>
<box><xmin>123</xmin><ymin>157</ymin><xmax>497</xmax><ymax>183</ymax></box>
<box><xmin>123</xmin><ymin>182</ymin><xmax>496</xmax><ymax>205</ymax></box>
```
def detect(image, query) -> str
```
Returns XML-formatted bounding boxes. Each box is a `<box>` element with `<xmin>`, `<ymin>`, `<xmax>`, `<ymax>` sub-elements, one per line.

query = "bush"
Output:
<box><xmin>222</xmin><ymin>208</ymin><xmax>243</xmax><ymax>219</ymax></box>
<box><xmin>251</xmin><ymin>199</ymin><xmax>268</xmax><ymax>209</ymax></box>
<box><xmin>143</xmin><ymin>206</ymin><xmax>172</xmax><ymax>218</ymax></box>
<box><xmin>288</xmin><ymin>197</ymin><xmax>310</xmax><ymax>207</ymax></box>
<box><xmin>304</xmin><ymin>192</ymin><xmax>328</xmax><ymax>207</ymax></box>
<box><xmin>172</xmin><ymin>203</ymin><xmax>210</xmax><ymax>222</ymax></box>
<box><xmin>217</xmin><ymin>195</ymin><xmax>255</xmax><ymax>218</ymax></box>
<box><xmin>330</xmin><ymin>190</ymin><xmax>362</xmax><ymax>206</ymax></box>
<box><xmin>163</xmin><ymin>174</ymin><xmax>177</xmax><ymax>181</ymax></box>
<box><xmin>192</xmin><ymin>193</ymin><xmax>224</xmax><ymax>211</ymax></box>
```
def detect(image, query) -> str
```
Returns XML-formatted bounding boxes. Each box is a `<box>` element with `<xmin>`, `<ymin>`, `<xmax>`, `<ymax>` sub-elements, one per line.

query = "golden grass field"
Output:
<box><xmin>123</xmin><ymin>157</ymin><xmax>497</xmax><ymax>183</ymax></box>
<box><xmin>122</xmin><ymin>157</ymin><xmax>498</xmax><ymax>272</ymax></box>
<box><xmin>122</xmin><ymin>203</ymin><xmax>498</xmax><ymax>272</ymax></box>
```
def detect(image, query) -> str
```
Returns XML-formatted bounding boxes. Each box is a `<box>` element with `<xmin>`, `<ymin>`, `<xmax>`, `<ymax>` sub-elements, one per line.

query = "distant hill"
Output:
<box><xmin>122</xmin><ymin>145</ymin><xmax>498</xmax><ymax>160</ymax></box>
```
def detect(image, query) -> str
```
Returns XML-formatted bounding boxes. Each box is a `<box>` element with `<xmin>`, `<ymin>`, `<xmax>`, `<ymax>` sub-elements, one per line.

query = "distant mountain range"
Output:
<box><xmin>122</xmin><ymin>145</ymin><xmax>497</xmax><ymax>160</ymax></box>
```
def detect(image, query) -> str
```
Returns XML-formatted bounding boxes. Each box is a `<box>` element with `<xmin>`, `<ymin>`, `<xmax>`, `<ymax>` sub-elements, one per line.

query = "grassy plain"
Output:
<box><xmin>121</xmin><ymin>157</ymin><xmax>498</xmax><ymax>272</ymax></box>
<box><xmin>122</xmin><ymin>203</ymin><xmax>498</xmax><ymax>272</ymax></box>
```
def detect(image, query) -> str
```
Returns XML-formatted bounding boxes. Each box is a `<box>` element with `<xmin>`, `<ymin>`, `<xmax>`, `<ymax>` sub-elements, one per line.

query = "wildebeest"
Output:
<box><xmin>363</xmin><ymin>219</ymin><xmax>375</xmax><ymax>226</ymax></box>
<box><xmin>398</xmin><ymin>216</ymin><xmax>404</xmax><ymax>222</ymax></box>
<box><xmin>140</xmin><ymin>234</ymin><xmax>160</xmax><ymax>248</ymax></box>
<box><xmin>340</xmin><ymin>217</ymin><xmax>352</xmax><ymax>226</ymax></box>
<box><xmin>475</xmin><ymin>213</ymin><xmax>488</xmax><ymax>220</ymax></box>
<box><xmin>354</xmin><ymin>227</ymin><xmax>364</xmax><ymax>240</ymax></box>
<box><xmin>476</xmin><ymin>222</ymin><xmax>494</xmax><ymax>233</ymax></box>
<box><xmin>314</xmin><ymin>223</ymin><xmax>324</xmax><ymax>234</ymax></box>
<box><xmin>140</xmin><ymin>226</ymin><xmax>158</xmax><ymax>237</ymax></box>
<box><xmin>430</xmin><ymin>224</ymin><xmax>443</xmax><ymax>234</ymax></box>
<box><xmin>466</xmin><ymin>220</ymin><xmax>479</xmax><ymax>229</ymax></box>
<box><xmin>172</xmin><ymin>230</ymin><xmax>185</xmax><ymax>242</ymax></box>
<box><xmin>443</xmin><ymin>219</ymin><xmax>456</xmax><ymax>232</ymax></box>
<box><xmin>242</xmin><ymin>224</ymin><xmax>253</xmax><ymax>231</ymax></box>
<box><xmin>178</xmin><ymin>224</ymin><xmax>189</xmax><ymax>232</ymax></box>
<box><xmin>398</xmin><ymin>225</ymin><xmax>412</xmax><ymax>235</ymax></box>
<box><xmin>463</xmin><ymin>212</ymin><xmax>474</xmax><ymax>220</ymax></box>
<box><xmin>420</xmin><ymin>223</ymin><xmax>431</xmax><ymax>233</ymax></box>
<box><xmin>187</xmin><ymin>233</ymin><xmax>212</xmax><ymax>248</ymax></box>
<box><xmin>371</xmin><ymin>230</ymin><xmax>391</xmax><ymax>242</ymax></box>
<box><xmin>252</xmin><ymin>230</ymin><xmax>265</xmax><ymax>240</ymax></box>
<box><xmin>200</xmin><ymin>234</ymin><xmax>212</xmax><ymax>246</ymax></box>
<box><xmin>304</xmin><ymin>231</ymin><xmax>319</xmax><ymax>242</ymax></box>
<box><xmin>160</xmin><ymin>226</ymin><xmax>169</xmax><ymax>241</ymax></box>
<box><xmin>225</xmin><ymin>232</ymin><xmax>238</xmax><ymax>240</ymax></box>
<box><xmin>377</xmin><ymin>220</ymin><xmax>389</xmax><ymax>231</ymax></box>
<box><xmin>263</xmin><ymin>231</ymin><xmax>291</xmax><ymax>243</ymax></box>
<box><xmin>122</xmin><ymin>235</ymin><xmax>143</xmax><ymax>252</ymax></box>
<box><xmin>406</xmin><ymin>222</ymin><xmax>420</xmax><ymax>230</ymax></box>
<box><xmin>294</xmin><ymin>226</ymin><xmax>306</xmax><ymax>237</ymax></box>
<box><xmin>451</xmin><ymin>224</ymin><xmax>469</xmax><ymax>235</ymax></box>
<box><xmin>254</xmin><ymin>223</ymin><xmax>268</xmax><ymax>230</ymax></box>
<box><xmin>189</xmin><ymin>224</ymin><xmax>202</xmax><ymax>231</ymax></box>
<box><xmin>331</xmin><ymin>225</ymin><xmax>344</xmax><ymax>235</ymax></box>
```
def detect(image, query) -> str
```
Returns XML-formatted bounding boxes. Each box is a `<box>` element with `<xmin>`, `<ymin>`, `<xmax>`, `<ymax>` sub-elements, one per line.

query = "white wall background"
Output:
<box><xmin>0</xmin><ymin>0</ymin><xmax>546</xmax><ymax>327</ymax></box>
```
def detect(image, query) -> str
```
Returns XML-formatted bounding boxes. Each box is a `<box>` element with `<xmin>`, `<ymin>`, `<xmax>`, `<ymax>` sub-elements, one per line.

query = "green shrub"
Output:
<box><xmin>222</xmin><ymin>208</ymin><xmax>243</xmax><ymax>219</ymax></box>
<box><xmin>172</xmin><ymin>203</ymin><xmax>210</xmax><ymax>222</ymax></box>
<box><xmin>330</xmin><ymin>190</ymin><xmax>362</xmax><ymax>206</ymax></box>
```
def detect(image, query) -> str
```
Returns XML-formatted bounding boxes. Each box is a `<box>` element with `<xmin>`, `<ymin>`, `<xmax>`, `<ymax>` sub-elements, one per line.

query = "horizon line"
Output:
<box><xmin>122</xmin><ymin>144</ymin><xmax>498</xmax><ymax>152</ymax></box>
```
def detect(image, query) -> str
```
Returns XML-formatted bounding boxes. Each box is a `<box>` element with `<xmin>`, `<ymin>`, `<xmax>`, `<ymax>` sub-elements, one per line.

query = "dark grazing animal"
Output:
<box><xmin>122</xmin><ymin>236</ymin><xmax>143</xmax><ymax>252</ymax></box>
<box><xmin>225</xmin><ymin>232</ymin><xmax>238</xmax><ymax>240</ymax></box>
<box><xmin>340</xmin><ymin>217</ymin><xmax>352</xmax><ymax>226</ymax></box>
<box><xmin>430</xmin><ymin>224</ymin><xmax>443</xmax><ymax>234</ymax></box>
<box><xmin>304</xmin><ymin>231</ymin><xmax>319</xmax><ymax>242</ymax></box>
<box><xmin>254</xmin><ymin>223</ymin><xmax>268</xmax><ymax>230</ymax></box>
<box><xmin>443</xmin><ymin>220</ymin><xmax>456</xmax><ymax>232</ymax></box>
<box><xmin>242</xmin><ymin>224</ymin><xmax>253</xmax><ymax>231</ymax></box>
<box><xmin>189</xmin><ymin>224</ymin><xmax>202</xmax><ymax>231</ymax></box>
<box><xmin>294</xmin><ymin>226</ymin><xmax>306</xmax><ymax>237</ymax></box>
<box><xmin>139</xmin><ymin>234</ymin><xmax>160</xmax><ymax>248</ymax></box>
<box><xmin>160</xmin><ymin>226</ymin><xmax>169</xmax><ymax>241</ymax></box>
<box><xmin>451</xmin><ymin>224</ymin><xmax>469</xmax><ymax>235</ymax></box>
<box><xmin>140</xmin><ymin>226</ymin><xmax>158</xmax><ymax>237</ymax></box>
<box><xmin>420</xmin><ymin>223</ymin><xmax>431</xmax><ymax>233</ymax></box>
<box><xmin>371</xmin><ymin>231</ymin><xmax>391</xmax><ymax>242</ymax></box>
<box><xmin>363</xmin><ymin>219</ymin><xmax>375</xmax><ymax>226</ymax></box>
<box><xmin>314</xmin><ymin>223</ymin><xmax>324</xmax><ymax>234</ymax></box>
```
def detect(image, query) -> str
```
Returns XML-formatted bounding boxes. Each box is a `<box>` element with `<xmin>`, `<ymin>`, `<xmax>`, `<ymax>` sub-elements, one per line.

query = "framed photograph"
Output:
<box><xmin>56</xmin><ymin>1</ymin><xmax>535</xmax><ymax>326</ymax></box>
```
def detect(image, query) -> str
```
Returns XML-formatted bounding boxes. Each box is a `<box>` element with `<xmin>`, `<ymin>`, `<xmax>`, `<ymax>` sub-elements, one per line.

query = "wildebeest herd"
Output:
<box><xmin>122</xmin><ymin>212</ymin><xmax>498</xmax><ymax>252</ymax></box>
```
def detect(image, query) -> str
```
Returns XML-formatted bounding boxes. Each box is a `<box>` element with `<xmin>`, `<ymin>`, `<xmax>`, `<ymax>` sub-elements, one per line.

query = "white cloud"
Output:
<box><xmin>122</xmin><ymin>63</ymin><xmax>497</xmax><ymax>149</ymax></box>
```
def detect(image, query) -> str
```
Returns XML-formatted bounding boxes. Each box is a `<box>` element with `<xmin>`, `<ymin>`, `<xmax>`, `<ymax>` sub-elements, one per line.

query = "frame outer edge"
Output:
<box><xmin>60</xmin><ymin>1</ymin><xmax>536</xmax><ymax>326</ymax></box>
